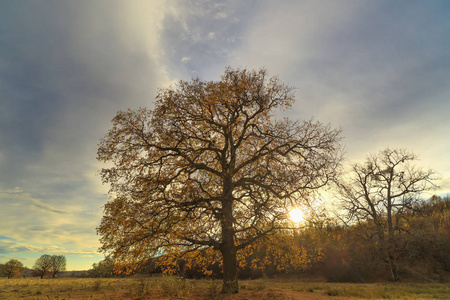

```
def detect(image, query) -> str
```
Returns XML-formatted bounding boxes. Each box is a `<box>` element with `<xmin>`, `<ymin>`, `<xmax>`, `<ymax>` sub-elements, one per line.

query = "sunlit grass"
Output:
<box><xmin>0</xmin><ymin>277</ymin><xmax>221</xmax><ymax>300</ymax></box>
<box><xmin>0</xmin><ymin>276</ymin><xmax>449</xmax><ymax>299</ymax></box>
<box><xmin>290</xmin><ymin>281</ymin><xmax>450</xmax><ymax>299</ymax></box>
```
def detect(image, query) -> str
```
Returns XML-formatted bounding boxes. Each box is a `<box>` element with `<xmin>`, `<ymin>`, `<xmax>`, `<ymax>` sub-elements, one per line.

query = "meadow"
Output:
<box><xmin>1</xmin><ymin>276</ymin><xmax>449</xmax><ymax>300</ymax></box>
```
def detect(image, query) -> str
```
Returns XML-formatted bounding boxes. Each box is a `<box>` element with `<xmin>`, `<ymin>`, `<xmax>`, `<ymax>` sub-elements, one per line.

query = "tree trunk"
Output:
<box><xmin>220</xmin><ymin>241</ymin><xmax>238</xmax><ymax>294</ymax></box>
<box><xmin>382</xmin><ymin>237</ymin><xmax>399</xmax><ymax>281</ymax></box>
<box><xmin>389</xmin><ymin>260</ymin><xmax>399</xmax><ymax>281</ymax></box>
<box><xmin>386</xmin><ymin>194</ymin><xmax>399</xmax><ymax>281</ymax></box>
<box><xmin>220</xmin><ymin>177</ymin><xmax>238</xmax><ymax>294</ymax></box>
<box><xmin>387</xmin><ymin>248</ymin><xmax>399</xmax><ymax>281</ymax></box>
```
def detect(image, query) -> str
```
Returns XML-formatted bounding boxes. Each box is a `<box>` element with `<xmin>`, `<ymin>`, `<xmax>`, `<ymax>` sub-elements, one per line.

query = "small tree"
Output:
<box><xmin>1</xmin><ymin>259</ymin><xmax>23</xmax><ymax>278</ymax></box>
<box><xmin>50</xmin><ymin>255</ymin><xmax>66</xmax><ymax>278</ymax></box>
<box><xmin>33</xmin><ymin>254</ymin><xmax>53</xmax><ymax>279</ymax></box>
<box><xmin>337</xmin><ymin>148</ymin><xmax>435</xmax><ymax>281</ymax></box>
<box><xmin>98</xmin><ymin>67</ymin><xmax>342</xmax><ymax>293</ymax></box>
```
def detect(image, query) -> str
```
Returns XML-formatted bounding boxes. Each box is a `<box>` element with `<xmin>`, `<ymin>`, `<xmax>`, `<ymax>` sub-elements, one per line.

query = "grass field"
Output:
<box><xmin>1</xmin><ymin>276</ymin><xmax>449</xmax><ymax>299</ymax></box>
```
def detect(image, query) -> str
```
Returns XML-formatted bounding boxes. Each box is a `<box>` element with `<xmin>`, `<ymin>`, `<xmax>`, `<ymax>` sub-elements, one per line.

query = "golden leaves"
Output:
<box><xmin>153</xmin><ymin>230</ymin><xmax>324</xmax><ymax>277</ymax></box>
<box><xmin>97</xmin><ymin>67</ymin><xmax>342</xmax><ymax>280</ymax></box>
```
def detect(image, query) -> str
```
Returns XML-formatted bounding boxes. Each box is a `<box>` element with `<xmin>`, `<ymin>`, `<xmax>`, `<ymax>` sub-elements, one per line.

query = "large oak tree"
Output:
<box><xmin>97</xmin><ymin>68</ymin><xmax>342</xmax><ymax>293</ymax></box>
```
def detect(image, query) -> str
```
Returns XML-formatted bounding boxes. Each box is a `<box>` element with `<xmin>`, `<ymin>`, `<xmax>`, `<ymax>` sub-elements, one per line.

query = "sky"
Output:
<box><xmin>1</xmin><ymin>0</ymin><xmax>449</xmax><ymax>271</ymax></box>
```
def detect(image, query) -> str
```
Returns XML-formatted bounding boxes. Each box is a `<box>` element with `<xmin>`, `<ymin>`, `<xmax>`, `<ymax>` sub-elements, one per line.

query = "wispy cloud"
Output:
<box><xmin>0</xmin><ymin>236</ymin><xmax>99</xmax><ymax>257</ymax></box>
<box><xmin>1</xmin><ymin>190</ymin><xmax>67</xmax><ymax>214</ymax></box>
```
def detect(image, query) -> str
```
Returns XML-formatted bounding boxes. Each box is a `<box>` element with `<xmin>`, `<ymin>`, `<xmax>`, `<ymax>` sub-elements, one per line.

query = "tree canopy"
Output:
<box><xmin>337</xmin><ymin>148</ymin><xmax>436</xmax><ymax>281</ymax></box>
<box><xmin>50</xmin><ymin>255</ymin><xmax>66</xmax><ymax>278</ymax></box>
<box><xmin>89</xmin><ymin>257</ymin><xmax>115</xmax><ymax>278</ymax></box>
<box><xmin>33</xmin><ymin>254</ymin><xmax>52</xmax><ymax>279</ymax></box>
<box><xmin>97</xmin><ymin>67</ymin><xmax>342</xmax><ymax>293</ymax></box>
<box><xmin>33</xmin><ymin>254</ymin><xmax>66</xmax><ymax>279</ymax></box>
<box><xmin>1</xmin><ymin>259</ymin><xmax>23</xmax><ymax>278</ymax></box>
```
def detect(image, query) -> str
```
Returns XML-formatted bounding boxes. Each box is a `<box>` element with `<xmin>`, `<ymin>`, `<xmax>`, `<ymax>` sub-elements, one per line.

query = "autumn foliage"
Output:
<box><xmin>154</xmin><ymin>230</ymin><xmax>324</xmax><ymax>279</ymax></box>
<box><xmin>97</xmin><ymin>67</ymin><xmax>342</xmax><ymax>292</ymax></box>
<box><xmin>91</xmin><ymin>195</ymin><xmax>450</xmax><ymax>283</ymax></box>
<box><xmin>96</xmin><ymin>67</ymin><xmax>449</xmax><ymax>287</ymax></box>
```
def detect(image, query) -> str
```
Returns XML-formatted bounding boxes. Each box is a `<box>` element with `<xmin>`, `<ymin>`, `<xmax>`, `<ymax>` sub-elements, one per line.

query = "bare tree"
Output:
<box><xmin>337</xmin><ymin>148</ymin><xmax>435</xmax><ymax>281</ymax></box>
<box><xmin>1</xmin><ymin>259</ymin><xmax>23</xmax><ymax>278</ymax></box>
<box><xmin>97</xmin><ymin>67</ymin><xmax>342</xmax><ymax>293</ymax></box>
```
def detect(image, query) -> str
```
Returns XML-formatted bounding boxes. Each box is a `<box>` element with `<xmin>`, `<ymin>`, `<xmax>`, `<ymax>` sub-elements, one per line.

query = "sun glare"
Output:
<box><xmin>289</xmin><ymin>208</ymin><xmax>304</xmax><ymax>223</ymax></box>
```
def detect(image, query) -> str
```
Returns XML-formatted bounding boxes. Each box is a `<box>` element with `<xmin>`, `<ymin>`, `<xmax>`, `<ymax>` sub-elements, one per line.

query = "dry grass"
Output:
<box><xmin>0</xmin><ymin>276</ymin><xmax>449</xmax><ymax>300</ymax></box>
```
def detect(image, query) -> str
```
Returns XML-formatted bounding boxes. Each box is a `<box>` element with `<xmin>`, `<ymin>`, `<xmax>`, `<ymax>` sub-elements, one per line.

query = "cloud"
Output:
<box><xmin>158</xmin><ymin>0</ymin><xmax>262</xmax><ymax>79</ymax></box>
<box><xmin>181</xmin><ymin>57</ymin><xmax>192</xmax><ymax>63</ymax></box>
<box><xmin>0</xmin><ymin>0</ymin><xmax>169</xmax><ymax>189</ymax></box>
<box><xmin>0</xmin><ymin>236</ymin><xmax>16</xmax><ymax>241</ymax></box>
<box><xmin>222</xmin><ymin>1</ymin><xmax>450</xmax><ymax>190</ymax></box>
<box><xmin>1</xmin><ymin>190</ymin><xmax>67</xmax><ymax>214</ymax></box>
<box><xmin>208</xmin><ymin>32</ymin><xmax>216</xmax><ymax>40</ymax></box>
<box><xmin>0</xmin><ymin>239</ymin><xmax>63</xmax><ymax>254</ymax></box>
<box><xmin>0</xmin><ymin>236</ymin><xmax>99</xmax><ymax>257</ymax></box>
<box><xmin>0</xmin><ymin>185</ymin><xmax>102</xmax><ymax>258</ymax></box>
<box><xmin>0</xmin><ymin>235</ymin><xmax>102</xmax><ymax>269</ymax></box>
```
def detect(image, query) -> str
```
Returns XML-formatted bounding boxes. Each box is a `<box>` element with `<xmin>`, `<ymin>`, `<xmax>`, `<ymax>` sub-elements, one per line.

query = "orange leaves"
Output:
<box><xmin>97</xmin><ymin>67</ymin><xmax>342</xmax><ymax>289</ymax></box>
<box><xmin>153</xmin><ymin>230</ymin><xmax>324</xmax><ymax>278</ymax></box>
<box><xmin>238</xmin><ymin>233</ymin><xmax>322</xmax><ymax>274</ymax></box>
<box><xmin>157</xmin><ymin>253</ymin><xmax>180</xmax><ymax>276</ymax></box>
<box><xmin>155</xmin><ymin>248</ymin><xmax>221</xmax><ymax>277</ymax></box>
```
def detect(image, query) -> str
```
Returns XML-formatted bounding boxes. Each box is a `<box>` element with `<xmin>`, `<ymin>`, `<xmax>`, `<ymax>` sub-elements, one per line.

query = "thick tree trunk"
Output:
<box><xmin>220</xmin><ymin>240</ymin><xmax>238</xmax><ymax>293</ymax></box>
<box><xmin>220</xmin><ymin>177</ymin><xmax>238</xmax><ymax>294</ymax></box>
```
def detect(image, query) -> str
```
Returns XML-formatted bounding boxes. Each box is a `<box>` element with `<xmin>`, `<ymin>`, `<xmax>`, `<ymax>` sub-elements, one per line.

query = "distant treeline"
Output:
<box><xmin>1</xmin><ymin>254</ymin><xmax>66</xmax><ymax>279</ymax></box>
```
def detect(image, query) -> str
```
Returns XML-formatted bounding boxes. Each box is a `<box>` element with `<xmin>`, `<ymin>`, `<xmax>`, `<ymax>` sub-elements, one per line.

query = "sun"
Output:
<box><xmin>289</xmin><ymin>208</ymin><xmax>304</xmax><ymax>223</ymax></box>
